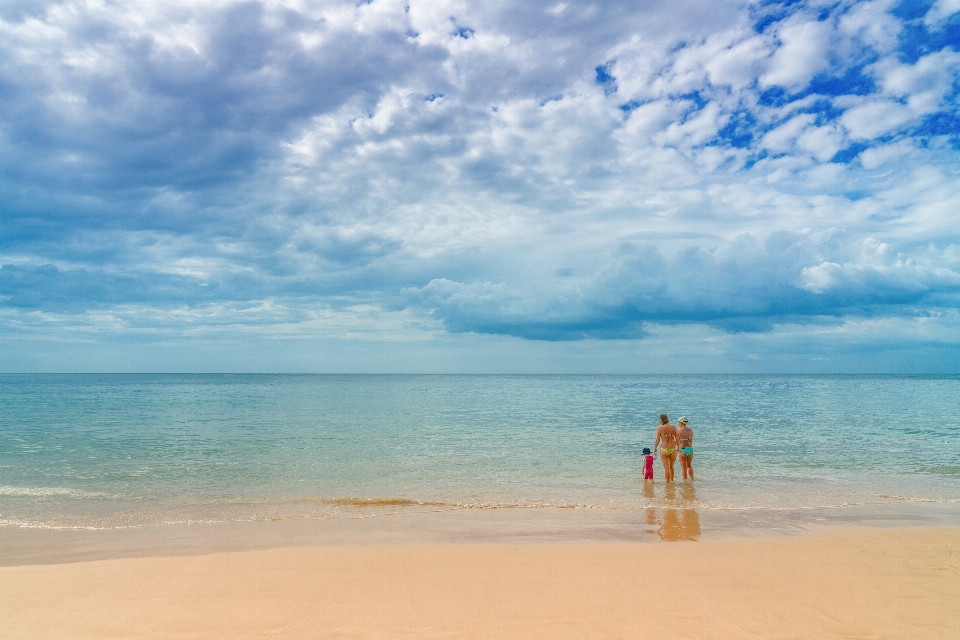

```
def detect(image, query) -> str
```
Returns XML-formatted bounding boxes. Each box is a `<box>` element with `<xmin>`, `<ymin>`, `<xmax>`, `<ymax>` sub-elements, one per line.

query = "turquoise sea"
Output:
<box><xmin>1</xmin><ymin>374</ymin><xmax>958</xmax><ymax>529</ymax></box>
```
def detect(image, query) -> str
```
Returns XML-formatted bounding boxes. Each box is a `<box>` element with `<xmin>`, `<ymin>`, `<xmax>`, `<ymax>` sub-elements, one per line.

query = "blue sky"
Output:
<box><xmin>1</xmin><ymin>0</ymin><xmax>959</xmax><ymax>372</ymax></box>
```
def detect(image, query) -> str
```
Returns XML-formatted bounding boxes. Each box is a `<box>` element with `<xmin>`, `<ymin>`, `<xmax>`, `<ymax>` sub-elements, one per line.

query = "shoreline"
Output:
<box><xmin>2</xmin><ymin>527</ymin><xmax>958</xmax><ymax>639</ymax></box>
<box><xmin>3</xmin><ymin>499</ymin><xmax>958</xmax><ymax>566</ymax></box>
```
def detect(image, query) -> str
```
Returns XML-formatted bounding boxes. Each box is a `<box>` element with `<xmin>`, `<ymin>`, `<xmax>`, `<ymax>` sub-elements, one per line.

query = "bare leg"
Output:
<box><xmin>661</xmin><ymin>451</ymin><xmax>678</xmax><ymax>482</ymax></box>
<box><xmin>679</xmin><ymin>452</ymin><xmax>693</xmax><ymax>479</ymax></box>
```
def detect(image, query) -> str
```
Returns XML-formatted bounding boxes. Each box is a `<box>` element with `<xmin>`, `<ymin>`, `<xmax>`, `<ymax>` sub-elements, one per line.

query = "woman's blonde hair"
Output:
<box><xmin>659</xmin><ymin>413</ymin><xmax>669</xmax><ymax>425</ymax></box>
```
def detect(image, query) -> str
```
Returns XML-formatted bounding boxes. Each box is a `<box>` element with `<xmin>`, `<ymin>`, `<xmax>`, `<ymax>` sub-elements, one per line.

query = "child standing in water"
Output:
<box><xmin>642</xmin><ymin>447</ymin><xmax>655</xmax><ymax>481</ymax></box>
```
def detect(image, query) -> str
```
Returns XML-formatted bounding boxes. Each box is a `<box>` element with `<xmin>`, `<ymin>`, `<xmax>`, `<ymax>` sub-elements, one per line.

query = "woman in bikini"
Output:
<box><xmin>654</xmin><ymin>413</ymin><xmax>679</xmax><ymax>482</ymax></box>
<box><xmin>677</xmin><ymin>416</ymin><xmax>694</xmax><ymax>480</ymax></box>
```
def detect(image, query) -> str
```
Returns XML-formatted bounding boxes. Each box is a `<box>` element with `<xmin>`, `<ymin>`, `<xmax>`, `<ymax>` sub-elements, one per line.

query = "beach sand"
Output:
<box><xmin>3</xmin><ymin>526</ymin><xmax>958</xmax><ymax>639</ymax></box>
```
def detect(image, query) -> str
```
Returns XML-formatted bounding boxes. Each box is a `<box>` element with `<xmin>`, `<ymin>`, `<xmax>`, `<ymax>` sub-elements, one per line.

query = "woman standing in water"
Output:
<box><xmin>654</xmin><ymin>413</ymin><xmax>679</xmax><ymax>482</ymax></box>
<box><xmin>677</xmin><ymin>416</ymin><xmax>694</xmax><ymax>480</ymax></box>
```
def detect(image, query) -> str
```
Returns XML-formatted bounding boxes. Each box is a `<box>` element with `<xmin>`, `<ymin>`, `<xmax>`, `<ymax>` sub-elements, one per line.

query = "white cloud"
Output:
<box><xmin>799</xmin><ymin>238</ymin><xmax>960</xmax><ymax>295</ymax></box>
<box><xmin>761</xmin><ymin>114</ymin><xmax>817</xmax><ymax>153</ymax></box>
<box><xmin>873</xmin><ymin>50</ymin><xmax>960</xmax><ymax>113</ymax></box>
<box><xmin>703</xmin><ymin>33</ymin><xmax>772</xmax><ymax>90</ymax></box>
<box><xmin>837</xmin><ymin>0</ymin><xmax>901</xmax><ymax>53</ymax></box>
<box><xmin>924</xmin><ymin>0</ymin><xmax>960</xmax><ymax>29</ymax></box>
<box><xmin>2</xmin><ymin>0</ymin><xmax>960</xmax><ymax>371</ymax></box>
<box><xmin>760</xmin><ymin>17</ymin><xmax>832</xmax><ymax>91</ymax></box>
<box><xmin>841</xmin><ymin>100</ymin><xmax>916</xmax><ymax>139</ymax></box>
<box><xmin>796</xmin><ymin>124</ymin><xmax>843</xmax><ymax>162</ymax></box>
<box><xmin>656</xmin><ymin>101</ymin><xmax>725</xmax><ymax>148</ymax></box>
<box><xmin>858</xmin><ymin>139</ymin><xmax>915</xmax><ymax>169</ymax></box>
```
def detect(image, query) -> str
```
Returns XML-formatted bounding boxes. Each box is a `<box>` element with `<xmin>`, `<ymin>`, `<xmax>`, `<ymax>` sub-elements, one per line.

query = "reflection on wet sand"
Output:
<box><xmin>643</xmin><ymin>481</ymin><xmax>656</xmax><ymax>500</ymax></box>
<box><xmin>644</xmin><ymin>482</ymin><xmax>700</xmax><ymax>541</ymax></box>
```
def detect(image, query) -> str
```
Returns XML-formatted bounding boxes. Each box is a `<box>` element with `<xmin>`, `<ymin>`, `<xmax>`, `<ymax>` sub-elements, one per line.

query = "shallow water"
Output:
<box><xmin>1</xmin><ymin>374</ymin><xmax>958</xmax><ymax>528</ymax></box>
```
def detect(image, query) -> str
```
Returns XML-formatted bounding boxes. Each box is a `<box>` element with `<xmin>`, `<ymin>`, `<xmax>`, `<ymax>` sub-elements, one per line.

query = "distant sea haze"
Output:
<box><xmin>1</xmin><ymin>374</ymin><xmax>958</xmax><ymax>529</ymax></box>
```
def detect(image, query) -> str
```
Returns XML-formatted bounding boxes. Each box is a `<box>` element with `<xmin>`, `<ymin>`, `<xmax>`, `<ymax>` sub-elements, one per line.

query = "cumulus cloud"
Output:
<box><xmin>2</xmin><ymin>0</ymin><xmax>960</xmax><ymax>370</ymax></box>
<box><xmin>924</xmin><ymin>0</ymin><xmax>960</xmax><ymax>29</ymax></box>
<box><xmin>799</xmin><ymin>239</ymin><xmax>960</xmax><ymax>297</ymax></box>
<box><xmin>761</xmin><ymin>16</ymin><xmax>833</xmax><ymax>91</ymax></box>
<box><xmin>404</xmin><ymin>234</ymin><xmax>960</xmax><ymax>340</ymax></box>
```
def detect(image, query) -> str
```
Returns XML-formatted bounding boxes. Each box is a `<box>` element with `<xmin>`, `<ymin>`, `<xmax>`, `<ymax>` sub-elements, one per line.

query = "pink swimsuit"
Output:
<box><xmin>643</xmin><ymin>454</ymin><xmax>654</xmax><ymax>480</ymax></box>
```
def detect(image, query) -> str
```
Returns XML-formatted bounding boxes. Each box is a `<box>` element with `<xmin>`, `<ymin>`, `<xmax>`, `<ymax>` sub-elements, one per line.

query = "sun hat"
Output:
<box><xmin>677</xmin><ymin>416</ymin><xmax>688</xmax><ymax>424</ymax></box>
<box><xmin>642</xmin><ymin>447</ymin><xmax>652</xmax><ymax>455</ymax></box>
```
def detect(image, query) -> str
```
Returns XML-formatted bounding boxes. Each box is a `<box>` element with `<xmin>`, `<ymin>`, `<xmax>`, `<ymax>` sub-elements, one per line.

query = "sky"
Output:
<box><xmin>1</xmin><ymin>0</ymin><xmax>959</xmax><ymax>373</ymax></box>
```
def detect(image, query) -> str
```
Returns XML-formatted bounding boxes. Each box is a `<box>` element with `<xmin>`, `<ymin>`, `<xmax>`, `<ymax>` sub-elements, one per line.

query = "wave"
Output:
<box><xmin>3</xmin><ymin>496</ymin><xmax>957</xmax><ymax>531</ymax></box>
<box><xmin>160</xmin><ymin>494</ymin><xmax>960</xmax><ymax>513</ymax></box>
<box><xmin>200</xmin><ymin>496</ymin><xmax>456</xmax><ymax>508</ymax></box>
<box><xmin>189</xmin><ymin>495</ymin><xmax>616</xmax><ymax>509</ymax></box>
<box><xmin>928</xmin><ymin>466</ymin><xmax>960</xmax><ymax>475</ymax></box>
<box><xmin>0</xmin><ymin>485</ymin><xmax>108</xmax><ymax>498</ymax></box>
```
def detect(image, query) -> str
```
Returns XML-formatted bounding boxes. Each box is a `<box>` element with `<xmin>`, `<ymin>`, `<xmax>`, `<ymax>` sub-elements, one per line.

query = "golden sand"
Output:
<box><xmin>2</xmin><ymin>527</ymin><xmax>958</xmax><ymax>639</ymax></box>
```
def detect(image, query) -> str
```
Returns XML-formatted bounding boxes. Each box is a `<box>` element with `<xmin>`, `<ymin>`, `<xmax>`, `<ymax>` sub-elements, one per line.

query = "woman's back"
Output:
<box><xmin>655</xmin><ymin>415</ymin><xmax>681</xmax><ymax>482</ymax></box>
<box><xmin>658</xmin><ymin>423</ymin><xmax>679</xmax><ymax>447</ymax></box>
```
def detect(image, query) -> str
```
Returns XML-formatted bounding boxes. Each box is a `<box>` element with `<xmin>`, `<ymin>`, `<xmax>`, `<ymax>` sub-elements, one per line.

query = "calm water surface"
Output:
<box><xmin>1</xmin><ymin>374</ymin><xmax>958</xmax><ymax>528</ymax></box>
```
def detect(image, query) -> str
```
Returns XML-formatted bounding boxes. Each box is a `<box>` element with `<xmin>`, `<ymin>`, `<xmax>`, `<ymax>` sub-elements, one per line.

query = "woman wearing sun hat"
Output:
<box><xmin>677</xmin><ymin>416</ymin><xmax>694</xmax><ymax>480</ymax></box>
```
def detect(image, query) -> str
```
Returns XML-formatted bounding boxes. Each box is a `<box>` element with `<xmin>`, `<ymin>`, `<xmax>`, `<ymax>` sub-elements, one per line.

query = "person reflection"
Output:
<box><xmin>644</xmin><ymin>481</ymin><xmax>700</xmax><ymax>541</ymax></box>
<box><xmin>677</xmin><ymin>481</ymin><xmax>700</xmax><ymax>540</ymax></box>
<box><xmin>664</xmin><ymin>482</ymin><xmax>677</xmax><ymax>502</ymax></box>
<box><xmin>643</xmin><ymin>479</ymin><xmax>656</xmax><ymax>501</ymax></box>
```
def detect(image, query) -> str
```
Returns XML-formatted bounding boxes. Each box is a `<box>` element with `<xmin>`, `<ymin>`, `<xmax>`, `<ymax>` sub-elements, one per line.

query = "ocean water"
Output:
<box><xmin>1</xmin><ymin>374</ymin><xmax>958</xmax><ymax>529</ymax></box>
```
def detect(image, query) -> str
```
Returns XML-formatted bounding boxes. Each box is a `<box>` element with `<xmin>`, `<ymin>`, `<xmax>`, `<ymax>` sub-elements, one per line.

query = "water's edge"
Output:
<box><xmin>4</xmin><ymin>501</ymin><xmax>959</xmax><ymax>567</ymax></box>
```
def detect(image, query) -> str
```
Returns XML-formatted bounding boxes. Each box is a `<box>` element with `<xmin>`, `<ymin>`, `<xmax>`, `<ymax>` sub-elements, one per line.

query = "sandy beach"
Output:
<box><xmin>3</xmin><ymin>525</ymin><xmax>958</xmax><ymax>639</ymax></box>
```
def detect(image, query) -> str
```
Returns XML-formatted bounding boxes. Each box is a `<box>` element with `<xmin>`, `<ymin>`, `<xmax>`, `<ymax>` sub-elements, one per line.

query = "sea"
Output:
<box><xmin>1</xmin><ymin>374</ymin><xmax>959</xmax><ymax>530</ymax></box>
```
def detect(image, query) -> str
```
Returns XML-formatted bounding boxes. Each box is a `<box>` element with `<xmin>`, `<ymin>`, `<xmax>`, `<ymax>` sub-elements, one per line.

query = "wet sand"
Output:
<box><xmin>4</xmin><ymin>498</ymin><xmax>960</xmax><ymax>566</ymax></box>
<box><xmin>2</xmin><ymin>526</ymin><xmax>958</xmax><ymax>639</ymax></box>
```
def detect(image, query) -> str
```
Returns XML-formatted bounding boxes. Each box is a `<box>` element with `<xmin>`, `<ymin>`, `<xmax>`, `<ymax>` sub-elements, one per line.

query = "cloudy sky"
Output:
<box><xmin>1</xmin><ymin>0</ymin><xmax>959</xmax><ymax>372</ymax></box>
